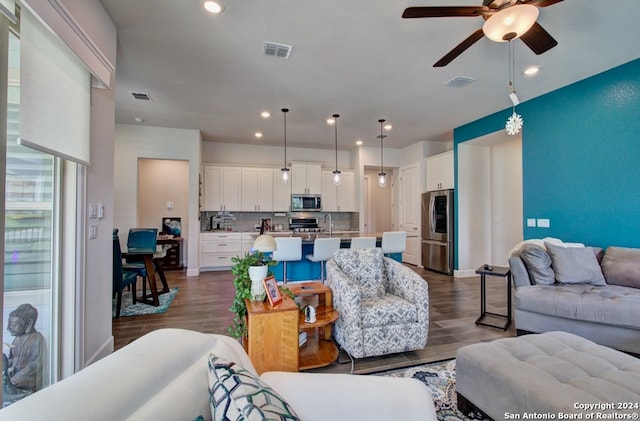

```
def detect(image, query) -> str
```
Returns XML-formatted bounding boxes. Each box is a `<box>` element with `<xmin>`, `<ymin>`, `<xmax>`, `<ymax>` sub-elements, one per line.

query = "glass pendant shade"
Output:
<box><xmin>482</xmin><ymin>4</ymin><xmax>538</xmax><ymax>42</ymax></box>
<box><xmin>378</xmin><ymin>172</ymin><xmax>386</xmax><ymax>187</ymax></box>
<box><xmin>281</xmin><ymin>167</ymin><xmax>290</xmax><ymax>184</ymax></box>
<box><xmin>333</xmin><ymin>170</ymin><xmax>342</xmax><ymax>186</ymax></box>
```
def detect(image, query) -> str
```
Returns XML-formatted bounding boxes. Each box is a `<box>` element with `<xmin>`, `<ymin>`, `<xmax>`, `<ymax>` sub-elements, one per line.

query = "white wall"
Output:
<box><xmin>114</xmin><ymin>125</ymin><xmax>201</xmax><ymax>275</ymax></box>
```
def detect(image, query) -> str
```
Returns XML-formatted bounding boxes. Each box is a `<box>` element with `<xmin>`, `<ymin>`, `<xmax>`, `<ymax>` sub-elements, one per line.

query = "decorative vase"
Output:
<box><xmin>248</xmin><ymin>265</ymin><xmax>268</xmax><ymax>301</ymax></box>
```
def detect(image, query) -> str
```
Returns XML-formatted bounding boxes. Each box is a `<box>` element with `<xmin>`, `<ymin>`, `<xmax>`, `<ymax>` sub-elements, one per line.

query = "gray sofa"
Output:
<box><xmin>508</xmin><ymin>240</ymin><xmax>640</xmax><ymax>354</ymax></box>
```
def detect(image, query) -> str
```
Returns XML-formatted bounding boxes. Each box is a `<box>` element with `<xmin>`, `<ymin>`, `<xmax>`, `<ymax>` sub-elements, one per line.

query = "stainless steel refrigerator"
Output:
<box><xmin>421</xmin><ymin>189</ymin><xmax>454</xmax><ymax>275</ymax></box>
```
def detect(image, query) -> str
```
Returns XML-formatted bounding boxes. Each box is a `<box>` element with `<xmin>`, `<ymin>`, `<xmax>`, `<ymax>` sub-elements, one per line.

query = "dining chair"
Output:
<box><xmin>124</xmin><ymin>228</ymin><xmax>159</xmax><ymax>297</ymax></box>
<box><xmin>113</xmin><ymin>231</ymin><xmax>138</xmax><ymax>318</ymax></box>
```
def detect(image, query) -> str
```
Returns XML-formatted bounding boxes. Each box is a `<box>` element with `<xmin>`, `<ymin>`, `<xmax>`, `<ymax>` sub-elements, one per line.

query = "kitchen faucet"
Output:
<box><xmin>324</xmin><ymin>213</ymin><xmax>332</xmax><ymax>236</ymax></box>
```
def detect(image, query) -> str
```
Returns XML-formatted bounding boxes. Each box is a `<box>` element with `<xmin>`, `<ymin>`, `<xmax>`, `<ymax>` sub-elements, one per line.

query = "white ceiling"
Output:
<box><xmin>99</xmin><ymin>0</ymin><xmax>640</xmax><ymax>151</ymax></box>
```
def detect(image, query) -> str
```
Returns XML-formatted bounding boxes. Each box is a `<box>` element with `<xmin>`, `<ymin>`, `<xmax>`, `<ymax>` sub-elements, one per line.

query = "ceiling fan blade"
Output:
<box><xmin>402</xmin><ymin>6</ymin><xmax>488</xmax><ymax>19</ymax></box>
<box><xmin>526</xmin><ymin>0</ymin><xmax>564</xmax><ymax>7</ymax></box>
<box><xmin>434</xmin><ymin>28</ymin><xmax>485</xmax><ymax>67</ymax></box>
<box><xmin>519</xmin><ymin>22</ymin><xmax>558</xmax><ymax>55</ymax></box>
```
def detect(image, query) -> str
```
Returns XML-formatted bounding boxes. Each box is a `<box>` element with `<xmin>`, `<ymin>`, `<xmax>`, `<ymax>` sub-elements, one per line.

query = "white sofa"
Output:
<box><xmin>1</xmin><ymin>328</ymin><xmax>437</xmax><ymax>420</ymax></box>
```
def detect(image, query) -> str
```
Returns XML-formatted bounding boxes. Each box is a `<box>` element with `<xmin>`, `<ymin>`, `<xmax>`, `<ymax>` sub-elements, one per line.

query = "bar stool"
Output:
<box><xmin>381</xmin><ymin>231</ymin><xmax>407</xmax><ymax>256</ymax></box>
<box><xmin>305</xmin><ymin>237</ymin><xmax>341</xmax><ymax>283</ymax></box>
<box><xmin>350</xmin><ymin>236</ymin><xmax>377</xmax><ymax>249</ymax></box>
<box><xmin>272</xmin><ymin>237</ymin><xmax>302</xmax><ymax>284</ymax></box>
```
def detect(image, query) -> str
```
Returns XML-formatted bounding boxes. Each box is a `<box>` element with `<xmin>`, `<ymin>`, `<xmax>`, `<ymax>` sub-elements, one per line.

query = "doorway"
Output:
<box><xmin>362</xmin><ymin>167</ymin><xmax>393</xmax><ymax>233</ymax></box>
<box><xmin>137</xmin><ymin>159</ymin><xmax>189</xmax><ymax>237</ymax></box>
<box><xmin>456</xmin><ymin>131</ymin><xmax>523</xmax><ymax>277</ymax></box>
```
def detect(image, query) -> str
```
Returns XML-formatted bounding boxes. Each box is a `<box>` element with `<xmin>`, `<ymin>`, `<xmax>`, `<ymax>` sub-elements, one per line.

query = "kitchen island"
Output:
<box><xmin>251</xmin><ymin>231</ymin><xmax>407</xmax><ymax>283</ymax></box>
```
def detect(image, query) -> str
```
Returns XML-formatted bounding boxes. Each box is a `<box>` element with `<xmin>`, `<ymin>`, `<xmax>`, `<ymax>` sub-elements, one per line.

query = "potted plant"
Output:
<box><xmin>227</xmin><ymin>250</ymin><xmax>276</xmax><ymax>339</ymax></box>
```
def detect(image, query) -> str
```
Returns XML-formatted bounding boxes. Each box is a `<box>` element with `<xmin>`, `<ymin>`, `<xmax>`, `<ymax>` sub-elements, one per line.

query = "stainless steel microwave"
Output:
<box><xmin>291</xmin><ymin>194</ymin><xmax>322</xmax><ymax>211</ymax></box>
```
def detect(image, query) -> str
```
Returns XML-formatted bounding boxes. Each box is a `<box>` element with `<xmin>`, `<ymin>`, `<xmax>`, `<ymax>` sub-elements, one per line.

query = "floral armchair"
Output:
<box><xmin>326</xmin><ymin>248</ymin><xmax>429</xmax><ymax>359</ymax></box>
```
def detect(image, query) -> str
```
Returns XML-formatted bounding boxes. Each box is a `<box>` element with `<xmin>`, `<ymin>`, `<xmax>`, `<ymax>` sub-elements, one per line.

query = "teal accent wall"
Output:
<box><xmin>454</xmin><ymin>58</ymin><xmax>640</xmax><ymax>262</ymax></box>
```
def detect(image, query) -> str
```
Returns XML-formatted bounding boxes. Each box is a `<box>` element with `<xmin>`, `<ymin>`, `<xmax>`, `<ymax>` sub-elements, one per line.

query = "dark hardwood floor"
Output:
<box><xmin>112</xmin><ymin>264</ymin><xmax>516</xmax><ymax>374</ymax></box>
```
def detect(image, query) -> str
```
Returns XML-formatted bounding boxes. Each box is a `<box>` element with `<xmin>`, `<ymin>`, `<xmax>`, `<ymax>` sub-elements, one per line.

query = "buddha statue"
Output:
<box><xmin>3</xmin><ymin>303</ymin><xmax>46</xmax><ymax>403</ymax></box>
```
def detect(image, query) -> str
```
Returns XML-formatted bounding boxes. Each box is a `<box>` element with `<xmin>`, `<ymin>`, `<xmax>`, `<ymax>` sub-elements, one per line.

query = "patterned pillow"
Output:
<box><xmin>333</xmin><ymin>248</ymin><xmax>385</xmax><ymax>298</ymax></box>
<box><xmin>207</xmin><ymin>354</ymin><xmax>300</xmax><ymax>421</ymax></box>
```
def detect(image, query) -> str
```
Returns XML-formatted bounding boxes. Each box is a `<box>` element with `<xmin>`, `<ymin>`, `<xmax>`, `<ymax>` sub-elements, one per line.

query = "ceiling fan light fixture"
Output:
<box><xmin>203</xmin><ymin>1</ymin><xmax>224</xmax><ymax>14</ymax></box>
<box><xmin>482</xmin><ymin>4</ymin><xmax>538</xmax><ymax>42</ymax></box>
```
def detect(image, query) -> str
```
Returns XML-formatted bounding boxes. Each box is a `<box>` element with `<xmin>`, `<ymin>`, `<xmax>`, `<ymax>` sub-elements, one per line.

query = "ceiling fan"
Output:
<box><xmin>402</xmin><ymin>0</ymin><xmax>563</xmax><ymax>67</ymax></box>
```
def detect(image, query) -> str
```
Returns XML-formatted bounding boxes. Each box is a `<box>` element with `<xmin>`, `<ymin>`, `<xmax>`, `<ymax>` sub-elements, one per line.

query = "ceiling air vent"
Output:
<box><xmin>262</xmin><ymin>41</ymin><xmax>293</xmax><ymax>59</ymax></box>
<box><xmin>443</xmin><ymin>76</ymin><xmax>476</xmax><ymax>88</ymax></box>
<box><xmin>130</xmin><ymin>91</ymin><xmax>152</xmax><ymax>101</ymax></box>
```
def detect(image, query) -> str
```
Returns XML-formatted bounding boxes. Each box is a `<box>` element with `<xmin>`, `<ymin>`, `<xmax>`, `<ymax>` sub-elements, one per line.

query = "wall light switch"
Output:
<box><xmin>166</xmin><ymin>201</ymin><xmax>174</xmax><ymax>210</ymax></box>
<box><xmin>88</xmin><ymin>203</ymin><xmax>98</xmax><ymax>219</ymax></box>
<box><xmin>97</xmin><ymin>202</ymin><xmax>104</xmax><ymax>219</ymax></box>
<box><xmin>89</xmin><ymin>224</ymin><xmax>98</xmax><ymax>239</ymax></box>
<box><xmin>537</xmin><ymin>218</ymin><xmax>550</xmax><ymax>228</ymax></box>
<box><xmin>527</xmin><ymin>218</ymin><xmax>536</xmax><ymax>227</ymax></box>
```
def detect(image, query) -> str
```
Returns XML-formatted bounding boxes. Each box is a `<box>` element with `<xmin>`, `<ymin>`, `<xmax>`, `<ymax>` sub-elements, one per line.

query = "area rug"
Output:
<box><xmin>112</xmin><ymin>288</ymin><xmax>178</xmax><ymax>317</ymax></box>
<box><xmin>375</xmin><ymin>359</ymin><xmax>487</xmax><ymax>421</ymax></box>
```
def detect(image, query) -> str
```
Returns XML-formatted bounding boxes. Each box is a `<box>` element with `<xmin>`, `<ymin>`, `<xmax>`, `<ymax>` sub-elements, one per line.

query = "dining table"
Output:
<box><xmin>124</xmin><ymin>245</ymin><xmax>170</xmax><ymax>306</ymax></box>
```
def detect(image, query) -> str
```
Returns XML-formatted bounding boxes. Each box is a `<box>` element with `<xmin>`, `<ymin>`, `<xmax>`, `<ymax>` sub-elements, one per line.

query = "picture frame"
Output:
<box><xmin>263</xmin><ymin>276</ymin><xmax>282</xmax><ymax>307</ymax></box>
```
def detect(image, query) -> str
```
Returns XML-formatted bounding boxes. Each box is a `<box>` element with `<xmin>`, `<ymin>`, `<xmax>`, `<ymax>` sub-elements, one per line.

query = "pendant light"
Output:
<box><xmin>332</xmin><ymin>113</ymin><xmax>341</xmax><ymax>186</ymax></box>
<box><xmin>377</xmin><ymin>118</ymin><xmax>387</xmax><ymax>188</ymax></box>
<box><xmin>505</xmin><ymin>41</ymin><xmax>523</xmax><ymax>136</ymax></box>
<box><xmin>281</xmin><ymin>108</ymin><xmax>290</xmax><ymax>184</ymax></box>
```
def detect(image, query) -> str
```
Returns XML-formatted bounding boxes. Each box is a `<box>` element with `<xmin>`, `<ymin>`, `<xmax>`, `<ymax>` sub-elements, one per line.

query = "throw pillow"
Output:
<box><xmin>333</xmin><ymin>248</ymin><xmax>385</xmax><ymax>298</ymax></box>
<box><xmin>544</xmin><ymin>242</ymin><xmax>606</xmax><ymax>286</ymax></box>
<box><xmin>207</xmin><ymin>354</ymin><xmax>300</xmax><ymax>421</ymax></box>
<box><xmin>518</xmin><ymin>243</ymin><xmax>555</xmax><ymax>285</ymax></box>
<box><xmin>601</xmin><ymin>246</ymin><xmax>640</xmax><ymax>288</ymax></box>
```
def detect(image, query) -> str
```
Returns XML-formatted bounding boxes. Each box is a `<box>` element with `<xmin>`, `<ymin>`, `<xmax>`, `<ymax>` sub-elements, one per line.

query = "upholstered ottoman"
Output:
<box><xmin>456</xmin><ymin>331</ymin><xmax>640</xmax><ymax>420</ymax></box>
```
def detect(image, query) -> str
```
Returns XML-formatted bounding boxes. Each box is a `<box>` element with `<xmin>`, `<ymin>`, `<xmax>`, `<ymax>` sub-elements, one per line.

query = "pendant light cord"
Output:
<box><xmin>333</xmin><ymin>114</ymin><xmax>339</xmax><ymax>172</ymax></box>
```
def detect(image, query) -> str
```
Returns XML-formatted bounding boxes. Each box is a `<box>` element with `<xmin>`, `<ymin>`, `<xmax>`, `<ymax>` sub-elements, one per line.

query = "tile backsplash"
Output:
<box><xmin>200</xmin><ymin>211</ymin><xmax>358</xmax><ymax>232</ymax></box>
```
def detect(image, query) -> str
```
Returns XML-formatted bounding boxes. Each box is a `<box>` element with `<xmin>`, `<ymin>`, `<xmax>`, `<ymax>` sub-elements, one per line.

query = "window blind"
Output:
<box><xmin>18</xmin><ymin>6</ymin><xmax>91</xmax><ymax>166</ymax></box>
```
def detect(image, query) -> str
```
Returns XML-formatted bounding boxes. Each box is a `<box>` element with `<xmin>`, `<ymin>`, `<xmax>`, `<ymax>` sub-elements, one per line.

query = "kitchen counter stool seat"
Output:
<box><xmin>272</xmin><ymin>237</ymin><xmax>302</xmax><ymax>284</ymax></box>
<box><xmin>305</xmin><ymin>237</ymin><xmax>341</xmax><ymax>283</ymax></box>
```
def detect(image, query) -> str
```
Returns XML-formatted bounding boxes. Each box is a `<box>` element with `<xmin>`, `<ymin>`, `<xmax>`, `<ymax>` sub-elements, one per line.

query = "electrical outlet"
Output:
<box><xmin>537</xmin><ymin>218</ymin><xmax>550</xmax><ymax>228</ymax></box>
<box><xmin>527</xmin><ymin>218</ymin><xmax>536</xmax><ymax>227</ymax></box>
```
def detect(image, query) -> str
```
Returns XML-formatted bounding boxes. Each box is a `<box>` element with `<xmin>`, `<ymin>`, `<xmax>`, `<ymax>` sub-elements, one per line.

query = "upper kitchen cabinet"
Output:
<box><xmin>425</xmin><ymin>151</ymin><xmax>454</xmax><ymax>191</ymax></box>
<box><xmin>241</xmin><ymin>167</ymin><xmax>274</xmax><ymax>211</ymax></box>
<box><xmin>273</xmin><ymin>169</ymin><xmax>292</xmax><ymax>212</ymax></box>
<box><xmin>321</xmin><ymin>170</ymin><xmax>356</xmax><ymax>212</ymax></box>
<box><xmin>291</xmin><ymin>163</ymin><xmax>322</xmax><ymax>195</ymax></box>
<box><xmin>202</xmin><ymin>165</ymin><xmax>241</xmax><ymax>211</ymax></box>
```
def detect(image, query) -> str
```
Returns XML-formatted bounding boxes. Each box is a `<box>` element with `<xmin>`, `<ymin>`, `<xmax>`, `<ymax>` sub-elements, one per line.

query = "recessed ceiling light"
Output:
<box><xmin>524</xmin><ymin>66</ymin><xmax>540</xmax><ymax>76</ymax></box>
<box><xmin>203</xmin><ymin>1</ymin><xmax>224</xmax><ymax>14</ymax></box>
<box><xmin>261</xmin><ymin>111</ymin><xmax>270</xmax><ymax>118</ymax></box>
<box><xmin>356</xmin><ymin>140</ymin><xmax>363</xmax><ymax>146</ymax></box>
<box><xmin>254</xmin><ymin>132</ymin><xmax>262</xmax><ymax>138</ymax></box>
<box><xmin>327</xmin><ymin>118</ymin><xmax>335</xmax><ymax>125</ymax></box>
<box><xmin>384</xmin><ymin>124</ymin><xmax>392</xmax><ymax>131</ymax></box>
<box><xmin>134</xmin><ymin>117</ymin><xmax>144</xmax><ymax>123</ymax></box>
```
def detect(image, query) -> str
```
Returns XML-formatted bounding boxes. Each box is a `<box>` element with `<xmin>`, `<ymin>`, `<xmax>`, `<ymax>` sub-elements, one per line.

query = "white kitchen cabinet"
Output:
<box><xmin>241</xmin><ymin>167</ymin><xmax>274</xmax><ymax>211</ymax></box>
<box><xmin>291</xmin><ymin>163</ymin><xmax>322</xmax><ymax>194</ymax></box>
<box><xmin>200</xmin><ymin>232</ymin><xmax>242</xmax><ymax>269</ymax></box>
<box><xmin>425</xmin><ymin>151</ymin><xmax>454</xmax><ymax>191</ymax></box>
<box><xmin>202</xmin><ymin>165</ymin><xmax>241</xmax><ymax>211</ymax></box>
<box><xmin>321</xmin><ymin>170</ymin><xmax>356</xmax><ymax>212</ymax></box>
<box><xmin>241</xmin><ymin>232</ymin><xmax>256</xmax><ymax>255</ymax></box>
<box><xmin>273</xmin><ymin>169</ymin><xmax>292</xmax><ymax>211</ymax></box>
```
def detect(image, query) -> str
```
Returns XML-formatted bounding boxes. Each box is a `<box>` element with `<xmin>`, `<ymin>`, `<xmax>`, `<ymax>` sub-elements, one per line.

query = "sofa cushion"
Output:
<box><xmin>207</xmin><ymin>355</ymin><xmax>300</xmax><ymax>421</ymax></box>
<box><xmin>515</xmin><ymin>284</ymin><xmax>640</xmax><ymax>328</ymax></box>
<box><xmin>334</xmin><ymin>248</ymin><xmax>385</xmax><ymax>299</ymax></box>
<box><xmin>519</xmin><ymin>243</ymin><xmax>555</xmax><ymax>285</ymax></box>
<box><xmin>545</xmin><ymin>242</ymin><xmax>606</xmax><ymax>286</ymax></box>
<box><xmin>601</xmin><ymin>247</ymin><xmax>640</xmax><ymax>288</ymax></box>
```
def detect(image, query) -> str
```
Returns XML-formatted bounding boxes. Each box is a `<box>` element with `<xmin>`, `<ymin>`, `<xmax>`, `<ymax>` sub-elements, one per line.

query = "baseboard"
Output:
<box><xmin>85</xmin><ymin>335</ymin><xmax>114</xmax><ymax>368</ymax></box>
<box><xmin>454</xmin><ymin>269</ymin><xmax>477</xmax><ymax>278</ymax></box>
